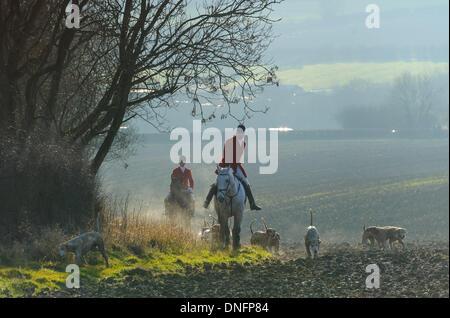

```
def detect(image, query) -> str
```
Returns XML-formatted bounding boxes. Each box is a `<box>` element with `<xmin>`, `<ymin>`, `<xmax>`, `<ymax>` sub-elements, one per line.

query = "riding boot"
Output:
<box><xmin>203</xmin><ymin>184</ymin><xmax>217</xmax><ymax>208</ymax></box>
<box><xmin>243</xmin><ymin>183</ymin><xmax>262</xmax><ymax>210</ymax></box>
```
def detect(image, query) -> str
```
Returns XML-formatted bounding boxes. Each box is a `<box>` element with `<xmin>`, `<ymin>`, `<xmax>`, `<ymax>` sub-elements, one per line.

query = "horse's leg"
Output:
<box><xmin>184</xmin><ymin>213</ymin><xmax>190</xmax><ymax>231</ymax></box>
<box><xmin>164</xmin><ymin>195</ymin><xmax>170</xmax><ymax>219</ymax></box>
<box><xmin>224</xmin><ymin>217</ymin><xmax>231</xmax><ymax>247</ymax></box>
<box><xmin>222</xmin><ymin>199</ymin><xmax>232</xmax><ymax>248</ymax></box>
<box><xmin>218</xmin><ymin>212</ymin><xmax>230</xmax><ymax>248</ymax></box>
<box><xmin>232</xmin><ymin>211</ymin><xmax>242</xmax><ymax>250</ymax></box>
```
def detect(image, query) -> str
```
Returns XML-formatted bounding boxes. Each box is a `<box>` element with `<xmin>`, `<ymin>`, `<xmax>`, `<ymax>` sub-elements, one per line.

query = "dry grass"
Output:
<box><xmin>99</xmin><ymin>195</ymin><xmax>195</xmax><ymax>254</ymax></box>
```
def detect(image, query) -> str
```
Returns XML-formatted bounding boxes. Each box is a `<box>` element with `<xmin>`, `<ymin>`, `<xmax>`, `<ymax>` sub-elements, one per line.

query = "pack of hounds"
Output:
<box><xmin>58</xmin><ymin>209</ymin><xmax>407</xmax><ymax>267</ymax></box>
<box><xmin>199</xmin><ymin>208</ymin><xmax>408</xmax><ymax>259</ymax></box>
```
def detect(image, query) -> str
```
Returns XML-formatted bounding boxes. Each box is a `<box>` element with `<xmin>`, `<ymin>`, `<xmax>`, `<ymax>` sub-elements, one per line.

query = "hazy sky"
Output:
<box><xmin>132</xmin><ymin>0</ymin><xmax>449</xmax><ymax>133</ymax></box>
<box><xmin>268</xmin><ymin>0</ymin><xmax>449</xmax><ymax>67</ymax></box>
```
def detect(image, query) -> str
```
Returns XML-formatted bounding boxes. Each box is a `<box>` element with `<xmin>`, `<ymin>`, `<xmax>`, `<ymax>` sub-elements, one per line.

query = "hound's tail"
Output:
<box><xmin>95</xmin><ymin>201</ymin><xmax>102</xmax><ymax>233</ymax></box>
<box><xmin>250</xmin><ymin>219</ymin><xmax>256</xmax><ymax>235</ymax></box>
<box><xmin>309</xmin><ymin>208</ymin><xmax>313</xmax><ymax>226</ymax></box>
<box><xmin>261</xmin><ymin>217</ymin><xmax>268</xmax><ymax>231</ymax></box>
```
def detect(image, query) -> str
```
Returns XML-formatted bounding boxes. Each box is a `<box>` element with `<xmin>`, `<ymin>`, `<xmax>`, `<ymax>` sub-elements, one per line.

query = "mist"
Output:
<box><xmin>128</xmin><ymin>0</ymin><xmax>449</xmax><ymax>134</ymax></box>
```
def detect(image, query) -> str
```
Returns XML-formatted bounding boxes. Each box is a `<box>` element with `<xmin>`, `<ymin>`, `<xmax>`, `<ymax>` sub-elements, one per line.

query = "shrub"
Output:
<box><xmin>0</xmin><ymin>133</ymin><xmax>99</xmax><ymax>243</ymax></box>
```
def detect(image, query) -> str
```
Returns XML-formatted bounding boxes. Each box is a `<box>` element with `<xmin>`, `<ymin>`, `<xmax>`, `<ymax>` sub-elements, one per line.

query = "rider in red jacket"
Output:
<box><xmin>203</xmin><ymin>124</ymin><xmax>261</xmax><ymax>211</ymax></box>
<box><xmin>167</xmin><ymin>156</ymin><xmax>194</xmax><ymax>212</ymax></box>
<box><xmin>170</xmin><ymin>164</ymin><xmax>194</xmax><ymax>192</ymax></box>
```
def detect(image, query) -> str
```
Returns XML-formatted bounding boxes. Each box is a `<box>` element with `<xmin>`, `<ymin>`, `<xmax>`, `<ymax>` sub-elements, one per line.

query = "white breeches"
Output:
<box><xmin>235</xmin><ymin>166</ymin><xmax>249</xmax><ymax>186</ymax></box>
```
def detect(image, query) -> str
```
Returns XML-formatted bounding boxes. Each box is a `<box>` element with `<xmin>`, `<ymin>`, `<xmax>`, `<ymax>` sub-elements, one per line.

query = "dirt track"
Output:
<box><xmin>36</xmin><ymin>241</ymin><xmax>449</xmax><ymax>298</ymax></box>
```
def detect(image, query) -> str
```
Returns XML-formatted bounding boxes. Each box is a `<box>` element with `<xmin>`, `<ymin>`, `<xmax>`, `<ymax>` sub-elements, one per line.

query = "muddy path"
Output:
<box><xmin>36</xmin><ymin>242</ymin><xmax>448</xmax><ymax>298</ymax></box>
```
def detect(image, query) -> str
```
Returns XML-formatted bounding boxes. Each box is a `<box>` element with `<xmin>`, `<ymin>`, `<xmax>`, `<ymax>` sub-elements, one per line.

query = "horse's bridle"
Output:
<box><xmin>217</xmin><ymin>173</ymin><xmax>240</xmax><ymax>200</ymax></box>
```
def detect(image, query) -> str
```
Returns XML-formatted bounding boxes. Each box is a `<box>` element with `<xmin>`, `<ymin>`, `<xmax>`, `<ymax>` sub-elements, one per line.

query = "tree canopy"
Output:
<box><xmin>0</xmin><ymin>0</ymin><xmax>282</xmax><ymax>173</ymax></box>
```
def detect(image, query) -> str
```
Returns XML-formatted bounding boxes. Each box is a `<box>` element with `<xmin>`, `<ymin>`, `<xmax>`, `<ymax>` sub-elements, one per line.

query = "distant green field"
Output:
<box><xmin>277</xmin><ymin>62</ymin><xmax>449</xmax><ymax>90</ymax></box>
<box><xmin>101</xmin><ymin>135</ymin><xmax>449</xmax><ymax>243</ymax></box>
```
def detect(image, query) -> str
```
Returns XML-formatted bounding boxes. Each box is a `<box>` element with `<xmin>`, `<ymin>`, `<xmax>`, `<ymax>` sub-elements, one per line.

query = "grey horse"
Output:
<box><xmin>214</xmin><ymin>165</ymin><xmax>246</xmax><ymax>250</ymax></box>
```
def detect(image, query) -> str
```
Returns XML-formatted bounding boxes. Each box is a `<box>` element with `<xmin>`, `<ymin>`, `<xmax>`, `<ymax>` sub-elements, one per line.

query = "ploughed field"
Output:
<box><xmin>44</xmin><ymin>135</ymin><xmax>445</xmax><ymax>298</ymax></box>
<box><xmin>102</xmin><ymin>136</ymin><xmax>449</xmax><ymax>243</ymax></box>
<box><xmin>36</xmin><ymin>241</ymin><xmax>449</xmax><ymax>298</ymax></box>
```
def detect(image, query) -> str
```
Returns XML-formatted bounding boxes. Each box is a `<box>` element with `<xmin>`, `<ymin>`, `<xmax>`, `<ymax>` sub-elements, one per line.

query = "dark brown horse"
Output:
<box><xmin>164</xmin><ymin>175</ymin><xmax>194</xmax><ymax>227</ymax></box>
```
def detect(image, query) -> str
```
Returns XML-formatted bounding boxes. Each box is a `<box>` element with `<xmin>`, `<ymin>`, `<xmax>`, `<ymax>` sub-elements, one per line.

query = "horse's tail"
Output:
<box><xmin>309</xmin><ymin>208</ymin><xmax>313</xmax><ymax>226</ymax></box>
<box><xmin>250</xmin><ymin>219</ymin><xmax>256</xmax><ymax>235</ymax></box>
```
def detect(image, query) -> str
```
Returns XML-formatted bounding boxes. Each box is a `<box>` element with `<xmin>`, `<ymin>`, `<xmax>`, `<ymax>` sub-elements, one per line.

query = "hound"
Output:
<box><xmin>362</xmin><ymin>225</ymin><xmax>407</xmax><ymax>250</ymax></box>
<box><xmin>304</xmin><ymin>209</ymin><xmax>321</xmax><ymax>258</ymax></box>
<box><xmin>58</xmin><ymin>216</ymin><xmax>109</xmax><ymax>267</ymax></box>
<box><xmin>58</xmin><ymin>232</ymin><xmax>109</xmax><ymax>267</ymax></box>
<box><xmin>199</xmin><ymin>215</ymin><xmax>221</xmax><ymax>244</ymax></box>
<box><xmin>361</xmin><ymin>225</ymin><xmax>378</xmax><ymax>248</ymax></box>
<box><xmin>250</xmin><ymin>218</ymin><xmax>280</xmax><ymax>253</ymax></box>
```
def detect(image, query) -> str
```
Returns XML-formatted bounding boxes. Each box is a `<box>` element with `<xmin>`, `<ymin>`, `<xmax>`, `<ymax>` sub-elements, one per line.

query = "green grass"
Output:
<box><xmin>277</xmin><ymin>62</ymin><xmax>449</xmax><ymax>90</ymax></box>
<box><xmin>0</xmin><ymin>266</ymin><xmax>67</xmax><ymax>297</ymax></box>
<box><xmin>0</xmin><ymin>245</ymin><xmax>271</xmax><ymax>297</ymax></box>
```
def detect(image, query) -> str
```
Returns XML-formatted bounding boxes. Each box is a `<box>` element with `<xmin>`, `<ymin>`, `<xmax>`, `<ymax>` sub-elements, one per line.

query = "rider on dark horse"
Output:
<box><xmin>203</xmin><ymin>124</ymin><xmax>262</xmax><ymax>211</ymax></box>
<box><xmin>168</xmin><ymin>155</ymin><xmax>195</xmax><ymax>214</ymax></box>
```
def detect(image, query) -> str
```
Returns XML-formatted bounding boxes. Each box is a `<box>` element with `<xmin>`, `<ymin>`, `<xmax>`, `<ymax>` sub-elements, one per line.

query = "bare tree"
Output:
<box><xmin>390</xmin><ymin>72</ymin><xmax>440</xmax><ymax>129</ymax></box>
<box><xmin>0</xmin><ymin>0</ymin><xmax>282</xmax><ymax>174</ymax></box>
